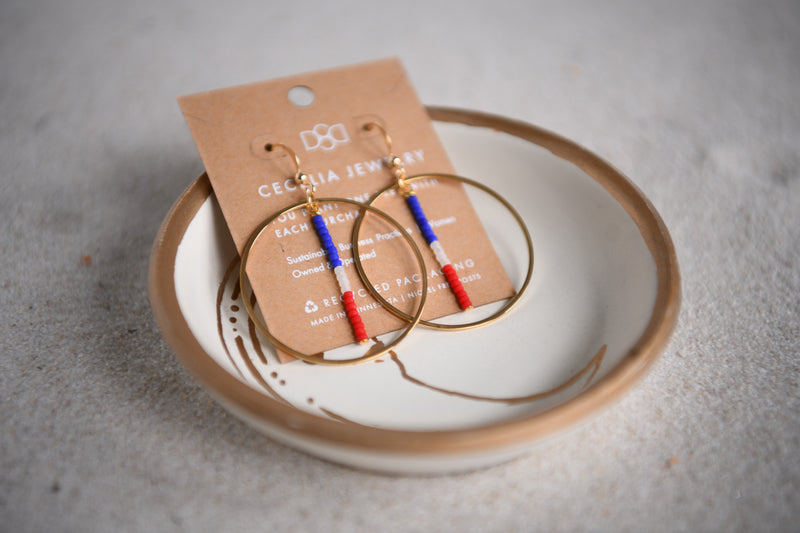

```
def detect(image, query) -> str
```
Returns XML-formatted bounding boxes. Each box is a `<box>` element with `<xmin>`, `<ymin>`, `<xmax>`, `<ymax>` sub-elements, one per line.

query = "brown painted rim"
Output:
<box><xmin>149</xmin><ymin>107</ymin><xmax>680</xmax><ymax>455</ymax></box>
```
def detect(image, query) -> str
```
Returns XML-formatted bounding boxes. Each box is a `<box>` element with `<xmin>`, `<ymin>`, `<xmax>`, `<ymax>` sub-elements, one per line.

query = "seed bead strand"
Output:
<box><xmin>311</xmin><ymin>213</ymin><xmax>369</xmax><ymax>343</ymax></box>
<box><xmin>404</xmin><ymin>193</ymin><xmax>473</xmax><ymax>310</ymax></box>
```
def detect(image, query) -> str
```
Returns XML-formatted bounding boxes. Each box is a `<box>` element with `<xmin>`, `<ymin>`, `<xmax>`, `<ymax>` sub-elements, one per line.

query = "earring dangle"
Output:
<box><xmin>353</xmin><ymin>122</ymin><xmax>535</xmax><ymax>331</ymax></box>
<box><xmin>239</xmin><ymin>143</ymin><xmax>428</xmax><ymax>365</ymax></box>
<box><xmin>363</xmin><ymin>123</ymin><xmax>473</xmax><ymax>311</ymax></box>
<box><xmin>276</xmin><ymin>144</ymin><xmax>370</xmax><ymax>344</ymax></box>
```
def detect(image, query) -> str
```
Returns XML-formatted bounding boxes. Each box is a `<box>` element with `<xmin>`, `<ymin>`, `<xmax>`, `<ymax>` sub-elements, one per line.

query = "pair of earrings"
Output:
<box><xmin>239</xmin><ymin>122</ymin><xmax>533</xmax><ymax>365</ymax></box>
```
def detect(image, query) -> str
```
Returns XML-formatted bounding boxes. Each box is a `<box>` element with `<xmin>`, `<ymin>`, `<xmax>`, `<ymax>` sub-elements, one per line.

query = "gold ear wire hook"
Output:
<box><xmin>265</xmin><ymin>142</ymin><xmax>319</xmax><ymax>214</ymax></box>
<box><xmin>363</xmin><ymin>121</ymin><xmax>393</xmax><ymax>154</ymax></box>
<box><xmin>363</xmin><ymin>122</ymin><xmax>413</xmax><ymax>196</ymax></box>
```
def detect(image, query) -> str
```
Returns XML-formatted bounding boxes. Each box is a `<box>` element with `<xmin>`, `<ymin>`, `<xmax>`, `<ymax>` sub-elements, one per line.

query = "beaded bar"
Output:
<box><xmin>404</xmin><ymin>194</ymin><xmax>473</xmax><ymax>310</ymax></box>
<box><xmin>311</xmin><ymin>214</ymin><xmax>368</xmax><ymax>343</ymax></box>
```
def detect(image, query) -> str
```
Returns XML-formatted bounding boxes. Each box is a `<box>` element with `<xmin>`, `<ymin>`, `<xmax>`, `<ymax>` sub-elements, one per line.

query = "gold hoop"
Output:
<box><xmin>353</xmin><ymin>173</ymin><xmax>534</xmax><ymax>331</ymax></box>
<box><xmin>240</xmin><ymin>198</ymin><xmax>428</xmax><ymax>365</ymax></box>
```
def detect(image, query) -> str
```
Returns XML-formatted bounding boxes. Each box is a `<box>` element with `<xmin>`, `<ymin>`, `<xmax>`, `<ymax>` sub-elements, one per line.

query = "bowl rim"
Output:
<box><xmin>149</xmin><ymin>106</ymin><xmax>680</xmax><ymax>455</ymax></box>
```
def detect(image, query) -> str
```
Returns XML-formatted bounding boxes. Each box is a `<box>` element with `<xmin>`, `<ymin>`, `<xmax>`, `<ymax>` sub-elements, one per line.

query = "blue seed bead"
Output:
<box><xmin>312</xmin><ymin>214</ymin><xmax>342</xmax><ymax>268</ymax></box>
<box><xmin>406</xmin><ymin>195</ymin><xmax>438</xmax><ymax>244</ymax></box>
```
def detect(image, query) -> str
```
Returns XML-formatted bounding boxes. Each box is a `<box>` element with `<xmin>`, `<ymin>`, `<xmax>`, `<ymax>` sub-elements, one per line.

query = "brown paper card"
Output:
<box><xmin>179</xmin><ymin>58</ymin><xmax>513</xmax><ymax>360</ymax></box>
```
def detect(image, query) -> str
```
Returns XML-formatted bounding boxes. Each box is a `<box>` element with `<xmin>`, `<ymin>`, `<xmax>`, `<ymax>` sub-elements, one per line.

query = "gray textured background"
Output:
<box><xmin>1</xmin><ymin>0</ymin><xmax>798</xmax><ymax>531</ymax></box>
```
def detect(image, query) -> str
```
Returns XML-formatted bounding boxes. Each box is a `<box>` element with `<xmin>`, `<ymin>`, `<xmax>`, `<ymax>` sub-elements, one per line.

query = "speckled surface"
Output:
<box><xmin>1</xmin><ymin>0</ymin><xmax>798</xmax><ymax>531</ymax></box>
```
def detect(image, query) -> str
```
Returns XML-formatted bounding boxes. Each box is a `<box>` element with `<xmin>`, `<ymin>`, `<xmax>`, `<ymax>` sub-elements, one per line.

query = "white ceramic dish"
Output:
<box><xmin>149</xmin><ymin>107</ymin><xmax>679</xmax><ymax>475</ymax></box>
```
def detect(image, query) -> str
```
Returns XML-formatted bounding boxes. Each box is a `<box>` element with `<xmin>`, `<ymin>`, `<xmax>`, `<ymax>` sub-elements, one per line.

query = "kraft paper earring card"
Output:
<box><xmin>178</xmin><ymin>58</ymin><xmax>513</xmax><ymax>358</ymax></box>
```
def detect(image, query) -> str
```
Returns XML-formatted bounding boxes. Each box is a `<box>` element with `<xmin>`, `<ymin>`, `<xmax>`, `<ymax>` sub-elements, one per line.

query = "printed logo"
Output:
<box><xmin>304</xmin><ymin>300</ymin><xmax>319</xmax><ymax>314</ymax></box>
<box><xmin>300</xmin><ymin>123</ymin><xmax>349</xmax><ymax>152</ymax></box>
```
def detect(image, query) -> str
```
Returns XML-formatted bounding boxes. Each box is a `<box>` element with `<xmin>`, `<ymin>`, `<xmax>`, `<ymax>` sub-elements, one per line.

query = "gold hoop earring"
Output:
<box><xmin>239</xmin><ymin>143</ymin><xmax>428</xmax><ymax>365</ymax></box>
<box><xmin>353</xmin><ymin>122</ymin><xmax>534</xmax><ymax>331</ymax></box>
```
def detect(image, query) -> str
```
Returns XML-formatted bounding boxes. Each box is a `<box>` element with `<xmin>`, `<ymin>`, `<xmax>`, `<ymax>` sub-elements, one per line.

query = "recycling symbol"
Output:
<box><xmin>304</xmin><ymin>300</ymin><xmax>319</xmax><ymax>314</ymax></box>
